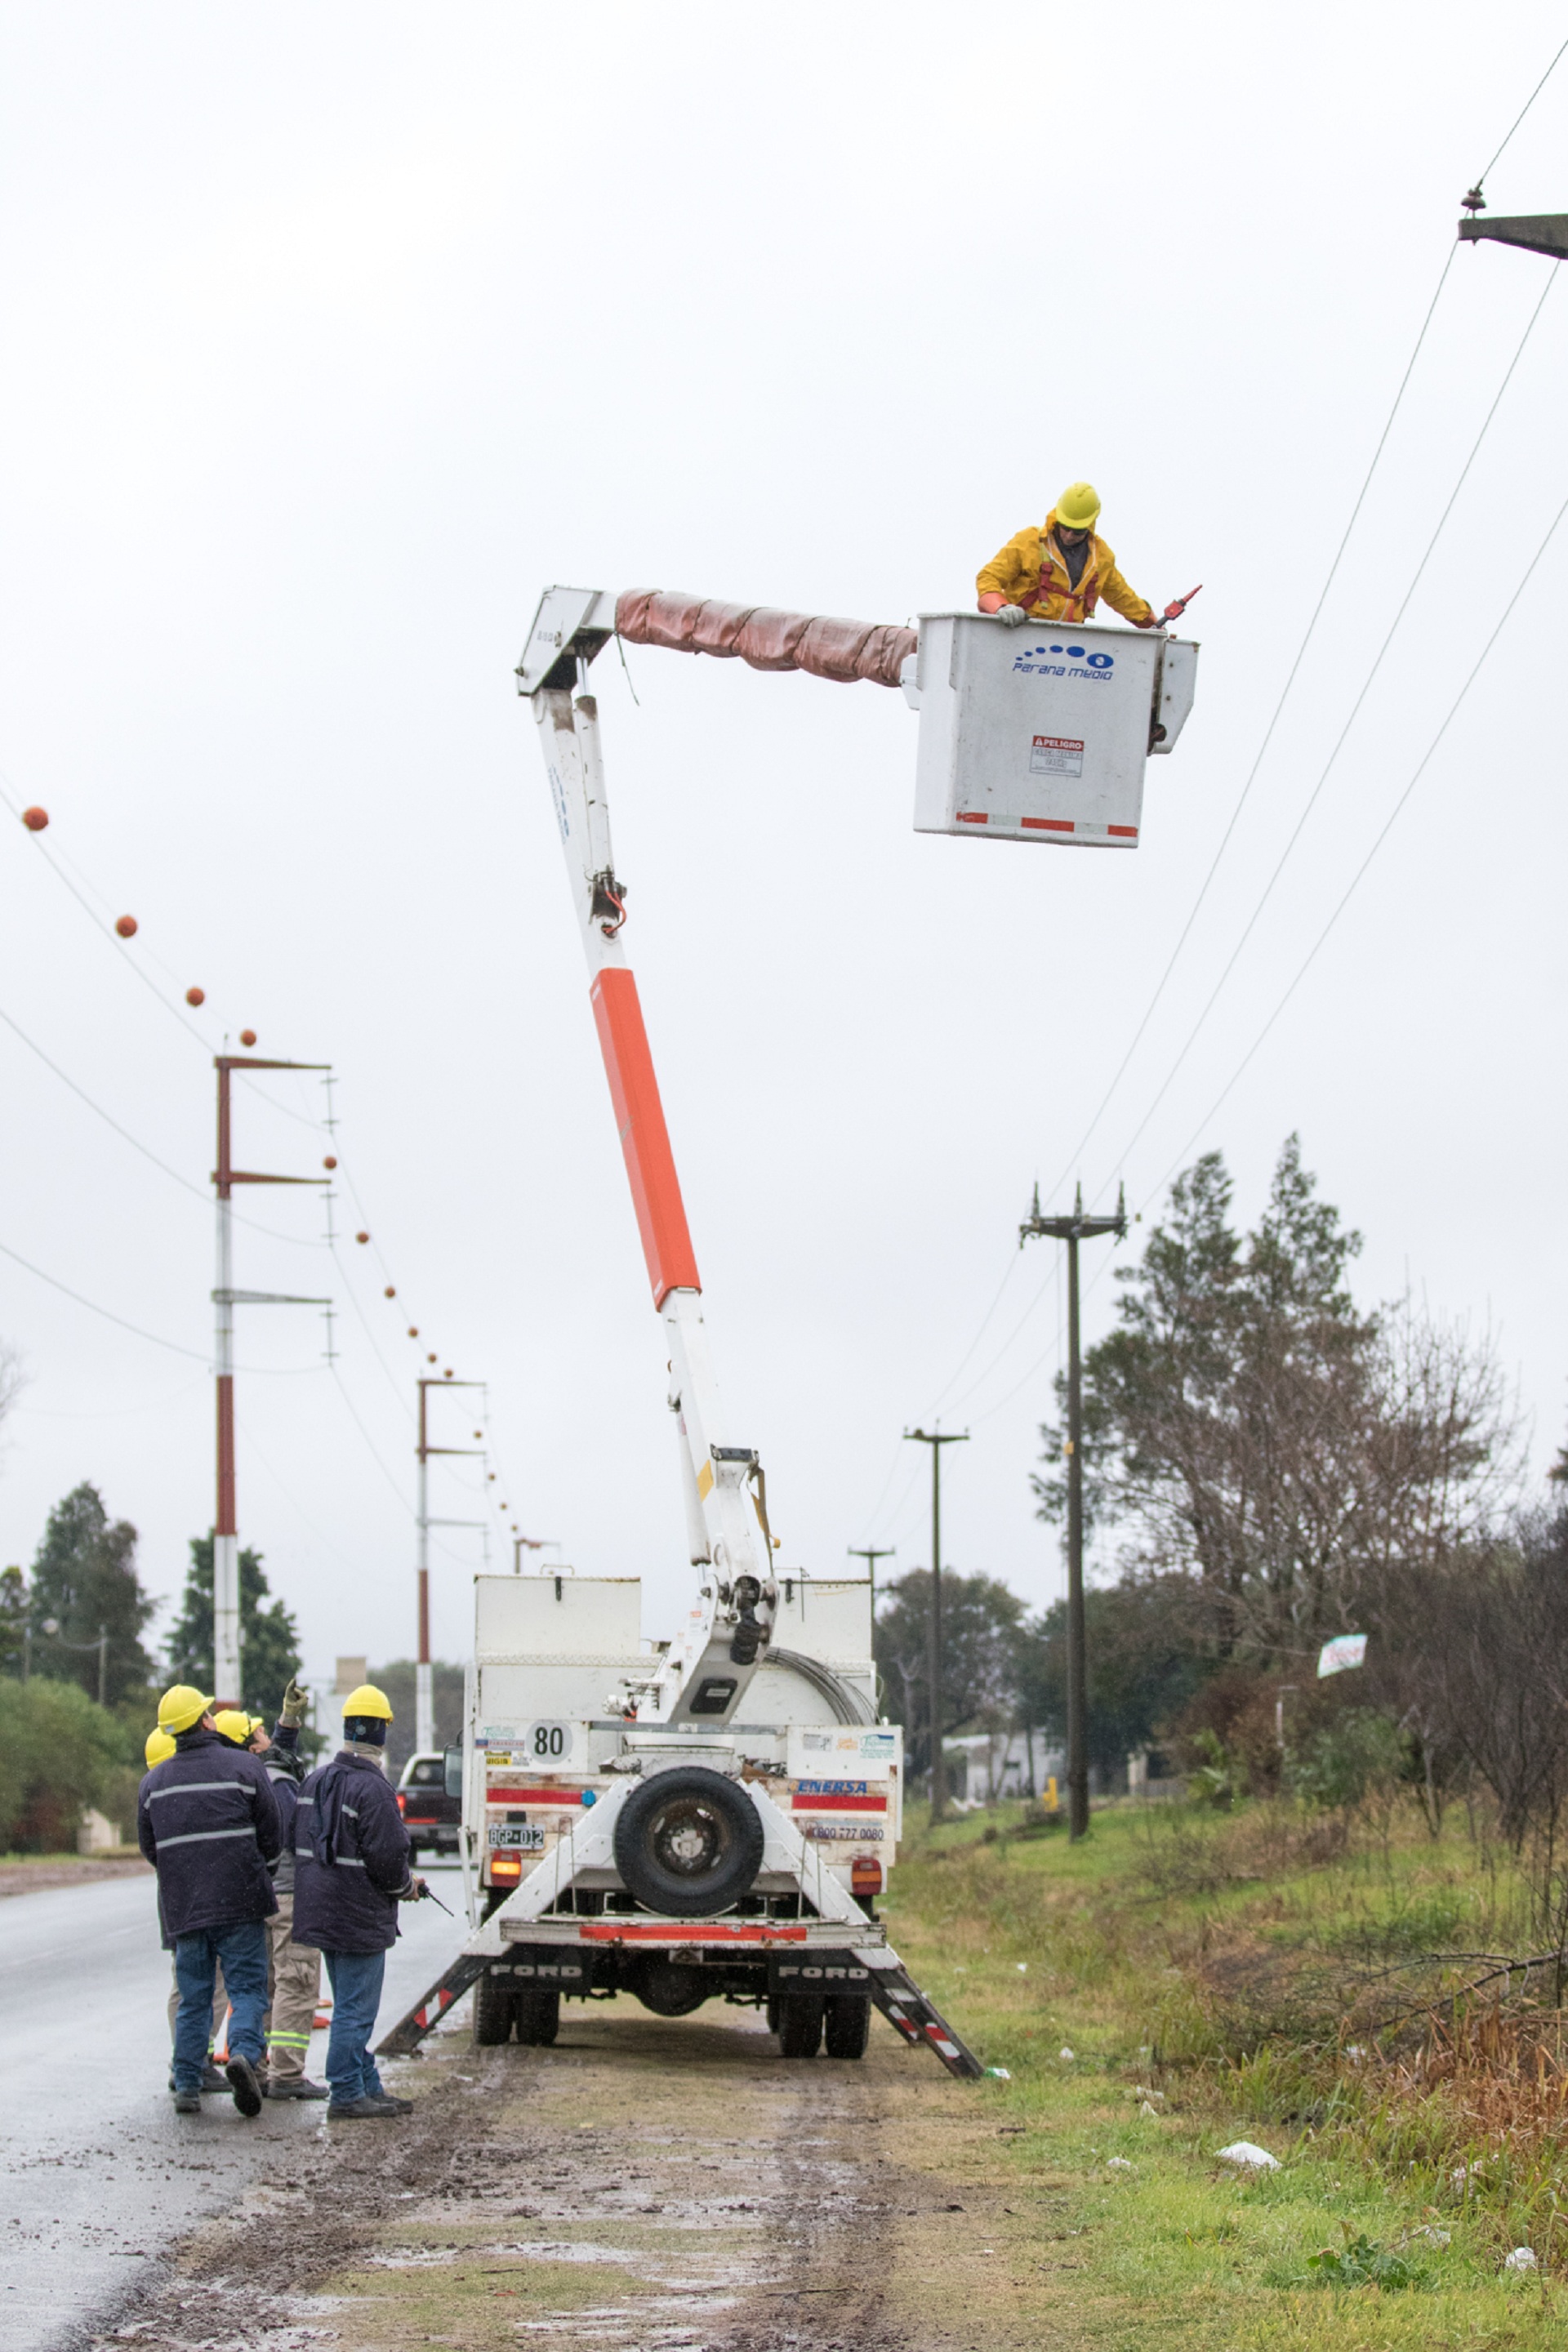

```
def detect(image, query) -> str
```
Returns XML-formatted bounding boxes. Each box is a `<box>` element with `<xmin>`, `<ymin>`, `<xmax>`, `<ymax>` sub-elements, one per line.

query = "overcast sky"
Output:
<box><xmin>0</xmin><ymin>5</ymin><xmax>1564</xmax><ymax>1699</ymax></box>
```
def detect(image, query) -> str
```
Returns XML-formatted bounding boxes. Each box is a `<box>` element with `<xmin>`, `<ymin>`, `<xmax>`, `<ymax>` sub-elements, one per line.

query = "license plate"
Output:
<box><xmin>488</xmin><ymin>1824</ymin><xmax>545</xmax><ymax>1851</ymax></box>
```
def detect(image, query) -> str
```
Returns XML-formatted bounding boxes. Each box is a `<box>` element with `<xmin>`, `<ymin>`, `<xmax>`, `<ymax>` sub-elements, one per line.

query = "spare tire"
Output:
<box><xmin>612</xmin><ymin>1766</ymin><xmax>764</xmax><ymax>1918</ymax></box>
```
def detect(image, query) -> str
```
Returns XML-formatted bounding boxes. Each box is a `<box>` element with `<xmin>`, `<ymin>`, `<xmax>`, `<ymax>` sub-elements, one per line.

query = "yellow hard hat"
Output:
<box><xmin>145</xmin><ymin>1727</ymin><xmax>177</xmax><ymax>1769</ymax></box>
<box><xmin>213</xmin><ymin>1708</ymin><xmax>261</xmax><ymax>1745</ymax></box>
<box><xmin>158</xmin><ymin>1683</ymin><xmax>215</xmax><ymax>1734</ymax></box>
<box><xmin>341</xmin><ymin>1683</ymin><xmax>394</xmax><ymax>1721</ymax></box>
<box><xmin>1055</xmin><ymin>480</ymin><xmax>1102</xmax><ymax>532</ymax></box>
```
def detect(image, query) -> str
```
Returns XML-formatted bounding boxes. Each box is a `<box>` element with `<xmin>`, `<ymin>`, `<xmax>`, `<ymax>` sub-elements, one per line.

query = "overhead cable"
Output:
<box><xmin>1474</xmin><ymin>32</ymin><xmax>1568</xmax><ymax>188</ymax></box>
<box><xmin>1036</xmin><ymin>245</ymin><xmax>1460</xmax><ymax>1199</ymax></box>
<box><xmin>1104</xmin><ymin>261</ymin><xmax>1561</xmax><ymax>1181</ymax></box>
<box><xmin>1138</xmin><ymin>480</ymin><xmax>1568</xmax><ymax>1218</ymax></box>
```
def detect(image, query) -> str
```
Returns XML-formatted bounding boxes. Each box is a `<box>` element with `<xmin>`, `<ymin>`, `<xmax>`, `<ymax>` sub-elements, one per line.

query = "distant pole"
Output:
<box><xmin>212</xmin><ymin>1054</ymin><xmax>331</xmax><ymax>1702</ymax></box>
<box><xmin>846</xmin><ymin>1544</ymin><xmax>895</xmax><ymax>1620</ymax></box>
<box><xmin>902</xmin><ymin>1431</ymin><xmax>969</xmax><ymax>1824</ymax></box>
<box><xmin>97</xmin><ymin>1623</ymin><xmax>107</xmax><ymax>1709</ymax></box>
<box><xmin>416</xmin><ymin>1379</ymin><xmax>484</xmax><ymax>1756</ymax></box>
<box><xmin>1020</xmin><ymin>1183</ymin><xmax>1125</xmax><ymax>1841</ymax></box>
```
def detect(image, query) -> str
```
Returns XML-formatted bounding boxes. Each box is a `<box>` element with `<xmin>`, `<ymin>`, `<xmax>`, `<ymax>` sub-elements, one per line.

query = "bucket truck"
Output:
<box><xmin>381</xmin><ymin>581</ymin><xmax>1197</xmax><ymax>2074</ymax></box>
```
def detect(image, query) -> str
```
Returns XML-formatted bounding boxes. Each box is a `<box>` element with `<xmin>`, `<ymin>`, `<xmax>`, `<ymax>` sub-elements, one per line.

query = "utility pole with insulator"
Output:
<box><xmin>416</xmin><ymin>1379</ymin><xmax>484</xmax><ymax>1756</ymax></box>
<box><xmin>846</xmin><ymin>1543</ymin><xmax>895</xmax><ymax>1619</ymax></box>
<box><xmin>1019</xmin><ymin>1182</ymin><xmax>1125</xmax><ymax>1841</ymax></box>
<box><xmin>211</xmin><ymin>1053</ymin><xmax>332</xmax><ymax>1704</ymax></box>
<box><xmin>902</xmin><ymin>1431</ymin><xmax>969</xmax><ymax>1824</ymax></box>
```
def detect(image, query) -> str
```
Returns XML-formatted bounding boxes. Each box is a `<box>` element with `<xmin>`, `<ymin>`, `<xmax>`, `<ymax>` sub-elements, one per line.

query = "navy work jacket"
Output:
<box><xmin>263</xmin><ymin>1722</ymin><xmax>305</xmax><ymax>1895</ymax></box>
<box><xmin>291</xmin><ymin>1747</ymin><xmax>413</xmax><ymax>1955</ymax></box>
<box><xmin>136</xmin><ymin>1726</ymin><xmax>282</xmax><ymax>1940</ymax></box>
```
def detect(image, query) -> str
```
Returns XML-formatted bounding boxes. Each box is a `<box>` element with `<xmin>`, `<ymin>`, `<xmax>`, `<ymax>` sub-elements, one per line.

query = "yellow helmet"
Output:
<box><xmin>341</xmin><ymin>1683</ymin><xmax>394</xmax><ymax>1721</ymax></box>
<box><xmin>213</xmin><ymin>1708</ymin><xmax>262</xmax><ymax>1745</ymax></box>
<box><xmin>1055</xmin><ymin>480</ymin><xmax>1102</xmax><ymax>532</ymax></box>
<box><xmin>145</xmin><ymin>1727</ymin><xmax>177</xmax><ymax>1769</ymax></box>
<box><xmin>158</xmin><ymin>1683</ymin><xmax>215</xmax><ymax>1734</ymax></box>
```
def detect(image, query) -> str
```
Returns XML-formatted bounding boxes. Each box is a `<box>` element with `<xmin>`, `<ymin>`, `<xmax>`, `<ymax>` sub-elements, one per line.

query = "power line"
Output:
<box><xmin>0</xmin><ymin>1233</ymin><xmax>214</xmax><ymax>1361</ymax></box>
<box><xmin>1138</xmin><ymin>479</ymin><xmax>1568</xmax><ymax>1215</ymax></box>
<box><xmin>1103</xmin><ymin>261</ymin><xmax>1560</xmax><ymax>1181</ymax></box>
<box><xmin>1475</xmin><ymin>31</ymin><xmax>1568</xmax><ymax>187</ymax></box>
<box><xmin>1036</xmin><ymin>244</ymin><xmax>1461</xmax><ymax>1198</ymax></box>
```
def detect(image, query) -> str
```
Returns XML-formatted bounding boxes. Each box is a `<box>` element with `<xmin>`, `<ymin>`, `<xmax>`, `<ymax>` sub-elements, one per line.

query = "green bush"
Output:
<box><xmin>1285</xmin><ymin>1707</ymin><xmax>1402</xmax><ymax>1811</ymax></box>
<box><xmin>0</xmin><ymin>1677</ymin><xmax>137</xmax><ymax>1851</ymax></box>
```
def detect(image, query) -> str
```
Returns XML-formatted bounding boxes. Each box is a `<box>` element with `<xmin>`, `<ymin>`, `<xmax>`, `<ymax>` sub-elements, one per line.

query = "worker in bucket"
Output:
<box><xmin>977</xmin><ymin>482</ymin><xmax>1159</xmax><ymax>630</ymax></box>
<box><xmin>292</xmin><ymin>1683</ymin><xmax>427</xmax><ymax>2121</ymax></box>
<box><xmin>138</xmin><ymin>1685</ymin><xmax>281</xmax><ymax>2118</ymax></box>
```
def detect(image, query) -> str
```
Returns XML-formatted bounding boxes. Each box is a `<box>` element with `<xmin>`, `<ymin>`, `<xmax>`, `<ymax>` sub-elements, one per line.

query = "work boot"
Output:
<box><xmin>367</xmin><ymin>2092</ymin><xmax>413</xmax><ymax>2114</ymax></box>
<box><xmin>225</xmin><ymin>2054</ymin><xmax>264</xmax><ymax>2118</ymax></box>
<box><xmin>203</xmin><ymin>2062</ymin><xmax>227</xmax><ymax>2092</ymax></box>
<box><xmin>326</xmin><ymin>2095</ymin><xmax>400</xmax><ymax>2120</ymax></box>
<box><xmin>172</xmin><ymin>2087</ymin><xmax>202</xmax><ymax>2114</ymax></box>
<box><xmin>265</xmin><ymin>2076</ymin><xmax>329</xmax><ymax>2100</ymax></box>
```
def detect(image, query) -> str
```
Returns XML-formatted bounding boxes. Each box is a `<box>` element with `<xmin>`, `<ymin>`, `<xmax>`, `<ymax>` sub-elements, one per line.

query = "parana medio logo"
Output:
<box><xmin>1013</xmin><ymin>641</ymin><xmax>1116</xmax><ymax>675</ymax></box>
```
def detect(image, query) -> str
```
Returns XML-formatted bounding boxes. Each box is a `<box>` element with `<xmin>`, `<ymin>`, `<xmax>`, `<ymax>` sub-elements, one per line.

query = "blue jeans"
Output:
<box><xmin>323</xmin><ymin>1949</ymin><xmax>387</xmax><ymax>2105</ymax></box>
<box><xmin>172</xmin><ymin>1921</ymin><xmax>269</xmax><ymax>2091</ymax></box>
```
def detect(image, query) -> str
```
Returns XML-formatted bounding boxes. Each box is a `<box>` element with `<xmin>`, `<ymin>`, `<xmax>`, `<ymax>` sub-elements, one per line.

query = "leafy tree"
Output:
<box><xmin>0</xmin><ymin>1676</ymin><xmax>136</xmax><ymax>1851</ymax></box>
<box><xmin>166</xmin><ymin>1536</ymin><xmax>302</xmax><ymax>1720</ymax></box>
<box><xmin>1013</xmin><ymin>1576</ymin><xmax>1210</xmax><ymax>1782</ymax></box>
<box><xmin>0</xmin><ymin>1565</ymin><xmax>27</xmax><ymax>1678</ymax></box>
<box><xmin>28</xmin><ymin>1485</ymin><xmax>155</xmax><ymax>1706</ymax></box>
<box><xmin>1035</xmin><ymin>1138</ymin><xmax>1518</xmax><ymax>1662</ymax></box>
<box><xmin>873</xmin><ymin>1569</ymin><xmax>1025</xmax><ymax>1781</ymax></box>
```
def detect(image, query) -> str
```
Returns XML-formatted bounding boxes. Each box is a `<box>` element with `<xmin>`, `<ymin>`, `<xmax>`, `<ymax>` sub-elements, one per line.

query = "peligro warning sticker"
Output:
<box><xmin>1030</xmin><ymin>735</ymin><xmax>1084</xmax><ymax>777</ymax></box>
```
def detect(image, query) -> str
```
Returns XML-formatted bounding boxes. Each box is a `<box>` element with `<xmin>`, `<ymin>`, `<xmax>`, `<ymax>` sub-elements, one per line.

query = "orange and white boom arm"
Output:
<box><xmin>516</xmin><ymin>586</ymin><xmax>777</xmax><ymax>1729</ymax></box>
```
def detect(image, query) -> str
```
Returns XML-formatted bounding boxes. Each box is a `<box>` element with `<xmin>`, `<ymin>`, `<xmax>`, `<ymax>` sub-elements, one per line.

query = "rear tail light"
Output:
<box><xmin>491</xmin><ymin>1854</ymin><xmax>523</xmax><ymax>1880</ymax></box>
<box><xmin>396</xmin><ymin>1792</ymin><xmax>407</xmax><ymax>1814</ymax></box>
<box><xmin>851</xmin><ymin>1856</ymin><xmax>883</xmax><ymax>1897</ymax></box>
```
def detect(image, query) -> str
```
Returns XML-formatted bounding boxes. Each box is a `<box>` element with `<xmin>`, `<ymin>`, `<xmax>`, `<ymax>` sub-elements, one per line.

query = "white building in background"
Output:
<box><xmin>942</xmin><ymin>1730</ymin><xmax>1064</xmax><ymax>1806</ymax></box>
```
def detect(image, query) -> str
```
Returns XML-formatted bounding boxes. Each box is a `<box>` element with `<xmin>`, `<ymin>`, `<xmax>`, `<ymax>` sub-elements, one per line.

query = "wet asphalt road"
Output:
<box><xmin>0</xmin><ymin>1863</ymin><xmax>468</xmax><ymax>2352</ymax></box>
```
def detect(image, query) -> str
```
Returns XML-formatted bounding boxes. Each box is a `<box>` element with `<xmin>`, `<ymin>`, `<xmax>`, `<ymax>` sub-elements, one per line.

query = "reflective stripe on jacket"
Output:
<box><xmin>136</xmin><ymin>1727</ymin><xmax>282</xmax><ymax>1938</ymax></box>
<box><xmin>976</xmin><ymin>510</ymin><xmax>1153</xmax><ymax>626</ymax></box>
<box><xmin>290</xmin><ymin>1747</ymin><xmax>413</xmax><ymax>1956</ymax></box>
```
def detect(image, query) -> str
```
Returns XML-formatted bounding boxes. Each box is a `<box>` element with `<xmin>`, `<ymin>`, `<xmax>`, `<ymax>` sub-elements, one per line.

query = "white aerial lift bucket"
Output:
<box><xmin>906</xmin><ymin>612</ymin><xmax>1198</xmax><ymax>849</ymax></box>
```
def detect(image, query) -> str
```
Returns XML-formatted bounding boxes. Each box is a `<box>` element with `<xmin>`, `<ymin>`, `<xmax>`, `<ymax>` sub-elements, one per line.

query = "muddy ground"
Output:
<box><xmin>85</xmin><ymin>2001</ymin><xmax>1065</xmax><ymax>2352</ymax></box>
<box><xmin>0</xmin><ymin>1857</ymin><xmax>150</xmax><ymax>1898</ymax></box>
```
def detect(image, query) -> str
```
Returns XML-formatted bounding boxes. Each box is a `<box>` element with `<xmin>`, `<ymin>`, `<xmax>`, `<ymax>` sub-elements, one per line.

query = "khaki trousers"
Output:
<box><xmin>264</xmin><ymin>1890</ymin><xmax>322</xmax><ymax>2082</ymax></box>
<box><xmin>167</xmin><ymin>1958</ymin><xmax>227</xmax><ymax>2054</ymax></box>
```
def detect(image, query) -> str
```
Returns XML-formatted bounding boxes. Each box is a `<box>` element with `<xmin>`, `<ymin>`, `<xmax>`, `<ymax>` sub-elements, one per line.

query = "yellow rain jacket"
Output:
<box><xmin>976</xmin><ymin>510</ymin><xmax>1154</xmax><ymax>628</ymax></box>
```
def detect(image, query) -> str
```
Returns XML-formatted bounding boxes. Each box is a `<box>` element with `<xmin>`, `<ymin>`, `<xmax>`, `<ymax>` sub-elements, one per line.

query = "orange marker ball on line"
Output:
<box><xmin>427</xmin><ymin>1352</ymin><xmax>437</xmax><ymax>1364</ymax></box>
<box><xmin>186</xmin><ymin>987</ymin><xmax>205</xmax><ymax>1008</ymax></box>
<box><xmin>443</xmin><ymin>1369</ymin><xmax>453</xmax><ymax>1379</ymax></box>
<box><xmin>323</xmin><ymin>1156</ymin><xmax>337</xmax><ymax>1170</ymax></box>
<box><xmin>21</xmin><ymin>807</ymin><xmax>48</xmax><ymax>832</ymax></box>
<box><xmin>408</xmin><ymin>1326</ymin><xmax>418</xmax><ymax>1338</ymax></box>
<box><xmin>354</xmin><ymin>1231</ymin><xmax>369</xmax><ymax>1245</ymax></box>
<box><xmin>384</xmin><ymin>1285</ymin><xmax>396</xmax><ymax>1298</ymax></box>
<box><xmin>115</xmin><ymin>915</ymin><xmax>138</xmax><ymax>939</ymax></box>
<box><xmin>240</xmin><ymin>1028</ymin><xmax>256</xmax><ymax>1047</ymax></box>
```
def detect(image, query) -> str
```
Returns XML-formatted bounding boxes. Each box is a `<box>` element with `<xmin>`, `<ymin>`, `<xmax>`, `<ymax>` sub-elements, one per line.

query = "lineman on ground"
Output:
<box><xmin>137</xmin><ymin>1685</ymin><xmax>281</xmax><ymax>2118</ymax></box>
<box><xmin>977</xmin><ymin>482</ymin><xmax>1158</xmax><ymax>631</ymax></box>
<box><xmin>256</xmin><ymin>1679</ymin><xmax>327</xmax><ymax>2100</ymax></box>
<box><xmin>149</xmin><ymin>1724</ymin><xmax>231</xmax><ymax>2096</ymax></box>
<box><xmin>292</xmin><ymin>1683</ymin><xmax>426</xmax><ymax>2121</ymax></box>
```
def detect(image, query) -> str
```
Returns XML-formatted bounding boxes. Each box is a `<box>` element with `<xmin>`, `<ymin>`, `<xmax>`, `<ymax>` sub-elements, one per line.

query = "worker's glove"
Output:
<box><xmin>280</xmin><ymin>1677</ymin><xmax>309</xmax><ymax>1728</ymax></box>
<box><xmin>993</xmin><ymin>604</ymin><xmax>1027</xmax><ymax>628</ymax></box>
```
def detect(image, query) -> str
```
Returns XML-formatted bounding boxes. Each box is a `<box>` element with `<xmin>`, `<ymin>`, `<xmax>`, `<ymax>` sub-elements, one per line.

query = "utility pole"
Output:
<box><xmin>416</xmin><ymin>1379</ymin><xmax>483</xmax><ymax>1756</ymax></box>
<box><xmin>512</xmin><ymin>1536</ymin><xmax>557</xmax><ymax>1575</ymax></box>
<box><xmin>1020</xmin><ymin>1182</ymin><xmax>1125</xmax><ymax>1841</ymax></box>
<box><xmin>212</xmin><ymin>1054</ymin><xmax>331</xmax><ymax>1704</ymax></box>
<box><xmin>847</xmin><ymin>1544</ymin><xmax>895</xmax><ymax>1621</ymax></box>
<box><xmin>902</xmin><ymin>1432</ymin><xmax>969</xmax><ymax>1824</ymax></box>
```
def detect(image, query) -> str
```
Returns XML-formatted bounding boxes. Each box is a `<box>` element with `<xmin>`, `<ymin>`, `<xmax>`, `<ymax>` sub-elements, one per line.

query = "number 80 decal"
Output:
<box><xmin>524</xmin><ymin>1720</ymin><xmax>575</xmax><ymax>1762</ymax></box>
